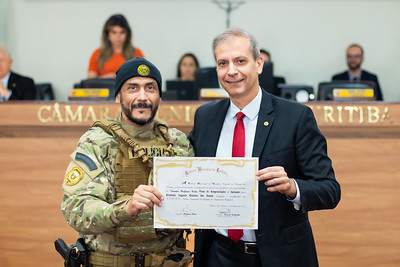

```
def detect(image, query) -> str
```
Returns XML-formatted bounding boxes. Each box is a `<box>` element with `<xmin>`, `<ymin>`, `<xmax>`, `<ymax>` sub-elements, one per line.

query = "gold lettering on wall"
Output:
<box><xmin>37</xmin><ymin>103</ymin><xmax>394</xmax><ymax>125</ymax></box>
<box><xmin>185</xmin><ymin>105</ymin><xmax>192</xmax><ymax>123</ymax></box>
<box><xmin>100</xmin><ymin>107</ymin><xmax>110</xmax><ymax>120</ymax></box>
<box><xmin>37</xmin><ymin>105</ymin><xmax>52</xmax><ymax>123</ymax></box>
<box><xmin>37</xmin><ymin>103</ymin><xmax>197</xmax><ymax>124</ymax></box>
<box><xmin>38</xmin><ymin>103</ymin><xmax>113</xmax><ymax>123</ymax></box>
<box><xmin>337</xmin><ymin>106</ymin><xmax>343</xmax><ymax>124</ymax></box>
<box><xmin>367</xmin><ymin>106</ymin><xmax>380</xmax><ymax>123</ymax></box>
<box><xmin>324</xmin><ymin>106</ymin><xmax>335</xmax><ymax>123</ymax></box>
<box><xmin>51</xmin><ymin>103</ymin><xmax>64</xmax><ymax>122</ymax></box>
<box><xmin>84</xmin><ymin>106</ymin><xmax>97</xmax><ymax>122</ymax></box>
<box><xmin>344</xmin><ymin>106</ymin><xmax>356</xmax><ymax>123</ymax></box>
<box><xmin>315</xmin><ymin>105</ymin><xmax>393</xmax><ymax>125</ymax></box>
<box><xmin>157</xmin><ymin>105</ymin><xmax>198</xmax><ymax>124</ymax></box>
<box><xmin>359</xmin><ymin>106</ymin><xmax>364</xmax><ymax>123</ymax></box>
<box><xmin>168</xmin><ymin>106</ymin><xmax>182</xmax><ymax>121</ymax></box>
<box><xmin>65</xmin><ymin>105</ymin><xmax>83</xmax><ymax>122</ymax></box>
<box><xmin>380</xmin><ymin>107</ymin><xmax>393</xmax><ymax>123</ymax></box>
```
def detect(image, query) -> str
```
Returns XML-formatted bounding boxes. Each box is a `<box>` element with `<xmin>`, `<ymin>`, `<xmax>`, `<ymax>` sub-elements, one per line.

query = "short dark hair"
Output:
<box><xmin>347</xmin><ymin>43</ymin><xmax>364</xmax><ymax>56</ymax></box>
<box><xmin>260</xmin><ymin>49</ymin><xmax>270</xmax><ymax>60</ymax></box>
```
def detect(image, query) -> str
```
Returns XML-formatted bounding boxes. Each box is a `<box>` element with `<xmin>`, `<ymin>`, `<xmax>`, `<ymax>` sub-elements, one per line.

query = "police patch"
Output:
<box><xmin>65</xmin><ymin>167</ymin><xmax>84</xmax><ymax>186</ymax></box>
<box><xmin>137</xmin><ymin>64</ymin><xmax>150</xmax><ymax>76</ymax></box>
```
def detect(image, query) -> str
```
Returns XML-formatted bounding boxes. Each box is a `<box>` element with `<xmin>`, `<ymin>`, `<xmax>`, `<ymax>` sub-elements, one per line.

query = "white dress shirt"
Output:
<box><xmin>1</xmin><ymin>72</ymin><xmax>12</xmax><ymax>101</ymax></box>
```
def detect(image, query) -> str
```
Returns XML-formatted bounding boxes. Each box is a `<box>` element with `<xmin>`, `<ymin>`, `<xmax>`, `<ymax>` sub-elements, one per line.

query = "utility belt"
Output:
<box><xmin>90</xmin><ymin>246</ymin><xmax>192</xmax><ymax>267</ymax></box>
<box><xmin>55</xmin><ymin>231</ymin><xmax>191</xmax><ymax>267</ymax></box>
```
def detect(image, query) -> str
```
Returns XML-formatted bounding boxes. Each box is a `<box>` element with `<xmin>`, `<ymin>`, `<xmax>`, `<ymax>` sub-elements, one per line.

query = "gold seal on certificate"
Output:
<box><xmin>153</xmin><ymin>157</ymin><xmax>258</xmax><ymax>229</ymax></box>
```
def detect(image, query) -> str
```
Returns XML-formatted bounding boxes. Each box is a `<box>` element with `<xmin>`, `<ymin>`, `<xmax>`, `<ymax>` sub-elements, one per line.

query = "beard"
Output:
<box><xmin>348</xmin><ymin>62</ymin><xmax>361</xmax><ymax>71</ymax></box>
<box><xmin>120</xmin><ymin>95</ymin><xmax>159</xmax><ymax>126</ymax></box>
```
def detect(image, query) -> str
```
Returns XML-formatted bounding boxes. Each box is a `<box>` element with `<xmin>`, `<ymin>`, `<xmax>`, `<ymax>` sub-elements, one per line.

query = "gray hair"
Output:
<box><xmin>213</xmin><ymin>28</ymin><xmax>261</xmax><ymax>61</ymax></box>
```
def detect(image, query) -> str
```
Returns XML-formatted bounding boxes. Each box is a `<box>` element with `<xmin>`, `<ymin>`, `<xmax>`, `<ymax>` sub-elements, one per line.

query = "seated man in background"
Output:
<box><xmin>332</xmin><ymin>43</ymin><xmax>383</xmax><ymax>100</ymax></box>
<box><xmin>0</xmin><ymin>45</ymin><xmax>36</xmax><ymax>101</ymax></box>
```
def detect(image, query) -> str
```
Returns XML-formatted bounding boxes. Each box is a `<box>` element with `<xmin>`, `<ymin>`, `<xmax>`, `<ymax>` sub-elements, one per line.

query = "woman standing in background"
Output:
<box><xmin>87</xmin><ymin>14</ymin><xmax>144</xmax><ymax>79</ymax></box>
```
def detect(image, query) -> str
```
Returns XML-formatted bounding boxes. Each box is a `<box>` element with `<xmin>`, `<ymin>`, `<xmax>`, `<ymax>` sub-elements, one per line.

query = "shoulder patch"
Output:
<box><xmin>75</xmin><ymin>152</ymin><xmax>97</xmax><ymax>171</ymax></box>
<box><xmin>65</xmin><ymin>166</ymin><xmax>84</xmax><ymax>186</ymax></box>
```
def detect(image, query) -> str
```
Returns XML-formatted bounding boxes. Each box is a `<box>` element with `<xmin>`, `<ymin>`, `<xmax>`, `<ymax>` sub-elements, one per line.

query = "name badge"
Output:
<box><xmin>129</xmin><ymin>145</ymin><xmax>169</xmax><ymax>159</ymax></box>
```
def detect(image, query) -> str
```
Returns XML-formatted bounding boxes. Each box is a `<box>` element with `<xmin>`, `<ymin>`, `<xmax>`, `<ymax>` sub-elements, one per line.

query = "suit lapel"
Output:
<box><xmin>7</xmin><ymin>72</ymin><xmax>15</xmax><ymax>89</ymax></box>
<box><xmin>252</xmin><ymin>91</ymin><xmax>274</xmax><ymax>157</ymax></box>
<box><xmin>207</xmin><ymin>99</ymin><xmax>230</xmax><ymax>156</ymax></box>
<box><xmin>360</xmin><ymin>70</ymin><xmax>365</xmax><ymax>80</ymax></box>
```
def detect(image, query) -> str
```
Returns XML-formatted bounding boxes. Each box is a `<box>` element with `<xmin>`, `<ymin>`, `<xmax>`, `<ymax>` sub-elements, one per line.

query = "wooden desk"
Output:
<box><xmin>0</xmin><ymin>101</ymin><xmax>399</xmax><ymax>266</ymax></box>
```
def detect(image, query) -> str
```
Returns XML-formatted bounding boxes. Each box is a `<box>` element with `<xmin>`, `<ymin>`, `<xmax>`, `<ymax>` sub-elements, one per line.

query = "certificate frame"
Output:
<box><xmin>153</xmin><ymin>157</ymin><xmax>258</xmax><ymax>229</ymax></box>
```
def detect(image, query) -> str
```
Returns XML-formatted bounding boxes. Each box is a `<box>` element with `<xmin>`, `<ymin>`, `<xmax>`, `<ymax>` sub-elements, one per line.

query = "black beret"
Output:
<box><xmin>115</xmin><ymin>57</ymin><xmax>162</xmax><ymax>97</ymax></box>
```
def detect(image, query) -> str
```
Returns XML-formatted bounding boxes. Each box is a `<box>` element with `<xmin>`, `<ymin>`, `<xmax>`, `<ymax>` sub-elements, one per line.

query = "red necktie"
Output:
<box><xmin>228</xmin><ymin>111</ymin><xmax>245</xmax><ymax>243</ymax></box>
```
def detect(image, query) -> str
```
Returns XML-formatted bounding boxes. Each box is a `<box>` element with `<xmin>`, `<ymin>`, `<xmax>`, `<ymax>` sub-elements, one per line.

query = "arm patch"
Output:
<box><xmin>71</xmin><ymin>151</ymin><xmax>104</xmax><ymax>179</ymax></box>
<box><xmin>65</xmin><ymin>166</ymin><xmax>84</xmax><ymax>186</ymax></box>
<box><xmin>75</xmin><ymin>152</ymin><xmax>98</xmax><ymax>171</ymax></box>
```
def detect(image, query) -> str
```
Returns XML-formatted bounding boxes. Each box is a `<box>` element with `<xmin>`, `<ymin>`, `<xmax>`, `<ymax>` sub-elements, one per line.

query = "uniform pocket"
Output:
<box><xmin>161</xmin><ymin>249</ymin><xmax>192</xmax><ymax>267</ymax></box>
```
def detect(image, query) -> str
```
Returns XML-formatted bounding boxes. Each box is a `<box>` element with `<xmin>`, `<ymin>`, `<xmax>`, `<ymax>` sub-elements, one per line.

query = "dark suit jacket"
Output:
<box><xmin>7</xmin><ymin>71</ymin><xmax>36</xmax><ymax>100</ymax></box>
<box><xmin>188</xmin><ymin>89</ymin><xmax>341</xmax><ymax>267</ymax></box>
<box><xmin>332</xmin><ymin>70</ymin><xmax>383</xmax><ymax>100</ymax></box>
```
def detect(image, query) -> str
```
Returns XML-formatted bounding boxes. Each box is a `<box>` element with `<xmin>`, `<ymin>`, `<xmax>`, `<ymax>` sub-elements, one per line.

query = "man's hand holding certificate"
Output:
<box><xmin>153</xmin><ymin>157</ymin><xmax>258</xmax><ymax>229</ymax></box>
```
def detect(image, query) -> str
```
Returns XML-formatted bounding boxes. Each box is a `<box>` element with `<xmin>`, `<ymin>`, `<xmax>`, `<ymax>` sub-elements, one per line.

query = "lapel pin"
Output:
<box><xmin>12</xmin><ymin>83</ymin><xmax>17</xmax><ymax>88</ymax></box>
<box><xmin>264</xmin><ymin>121</ymin><xmax>269</xmax><ymax>126</ymax></box>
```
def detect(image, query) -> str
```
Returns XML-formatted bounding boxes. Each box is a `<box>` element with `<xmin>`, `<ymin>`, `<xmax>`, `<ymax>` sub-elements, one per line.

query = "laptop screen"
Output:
<box><xmin>166</xmin><ymin>80</ymin><xmax>198</xmax><ymax>100</ymax></box>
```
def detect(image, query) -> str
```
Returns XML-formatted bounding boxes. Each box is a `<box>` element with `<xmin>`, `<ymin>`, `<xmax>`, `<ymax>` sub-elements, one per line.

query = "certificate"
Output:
<box><xmin>153</xmin><ymin>157</ymin><xmax>258</xmax><ymax>229</ymax></box>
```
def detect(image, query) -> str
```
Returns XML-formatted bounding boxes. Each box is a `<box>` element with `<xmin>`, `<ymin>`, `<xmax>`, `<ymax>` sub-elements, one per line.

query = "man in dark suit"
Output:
<box><xmin>0</xmin><ymin>45</ymin><xmax>36</xmax><ymax>101</ymax></box>
<box><xmin>332</xmin><ymin>43</ymin><xmax>383</xmax><ymax>100</ymax></box>
<box><xmin>189</xmin><ymin>29</ymin><xmax>341</xmax><ymax>267</ymax></box>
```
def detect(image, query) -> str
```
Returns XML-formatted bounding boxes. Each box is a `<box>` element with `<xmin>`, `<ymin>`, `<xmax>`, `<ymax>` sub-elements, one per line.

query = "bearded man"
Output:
<box><xmin>332</xmin><ymin>43</ymin><xmax>383</xmax><ymax>100</ymax></box>
<box><xmin>61</xmin><ymin>57</ymin><xmax>194</xmax><ymax>267</ymax></box>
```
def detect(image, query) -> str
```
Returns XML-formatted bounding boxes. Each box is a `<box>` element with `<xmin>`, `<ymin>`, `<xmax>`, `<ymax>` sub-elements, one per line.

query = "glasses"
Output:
<box><xmin>347</xmin><ymin>54</ymin><xmax>362</xmax><ymax>59</ymax></box>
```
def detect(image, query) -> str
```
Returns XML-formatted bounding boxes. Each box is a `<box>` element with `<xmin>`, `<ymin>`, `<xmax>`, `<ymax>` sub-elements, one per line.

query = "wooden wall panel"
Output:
<box><xmin>311</xmin><ymin>138</ymin><xmax>400</xmax><ymax>267</ymax></box>
<box><xmin>0</xmin><ymin>138</ymin><xmax>78</xmax><ymax>266</ymax></box>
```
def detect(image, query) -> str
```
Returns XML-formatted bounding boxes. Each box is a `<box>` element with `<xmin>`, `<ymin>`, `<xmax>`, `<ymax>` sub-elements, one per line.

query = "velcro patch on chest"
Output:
<box><xmin>128</xmin><ymin>145</ymin><xmax>170</xmax><ymax>159</ymax></box>
<box><xmin>65</xmin><ymin>166</ymin><xmax>84</xmax><ymax>186</ymax></box>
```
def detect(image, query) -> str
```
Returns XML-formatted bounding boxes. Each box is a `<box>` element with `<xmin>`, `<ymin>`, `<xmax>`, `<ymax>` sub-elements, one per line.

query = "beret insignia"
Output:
<box><xmin>137</xmin><ymin>64</ymin><xmax>150</xmax><ymax>76</ymax></box>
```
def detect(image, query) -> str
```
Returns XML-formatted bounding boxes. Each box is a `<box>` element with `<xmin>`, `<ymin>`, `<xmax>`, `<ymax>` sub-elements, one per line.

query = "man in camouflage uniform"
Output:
<box><xmin>61</xmin><ymin>57</ymin><xmax>194</xmax><ymax>267</ymax></box>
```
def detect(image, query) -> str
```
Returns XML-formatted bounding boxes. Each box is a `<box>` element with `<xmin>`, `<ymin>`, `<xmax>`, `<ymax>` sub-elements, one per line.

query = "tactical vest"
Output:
<box><xmin>93</xmin><ymin>119</ymin><xmax>176</xmax><ymax>244</ymax></box>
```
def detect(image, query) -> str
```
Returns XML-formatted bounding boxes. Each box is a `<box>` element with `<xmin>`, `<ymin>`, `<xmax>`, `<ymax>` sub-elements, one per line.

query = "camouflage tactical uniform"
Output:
<box><xmin>61</xmin><ymin>114</ymin><xmax>194</xmax><ymax>258</ymax></box>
